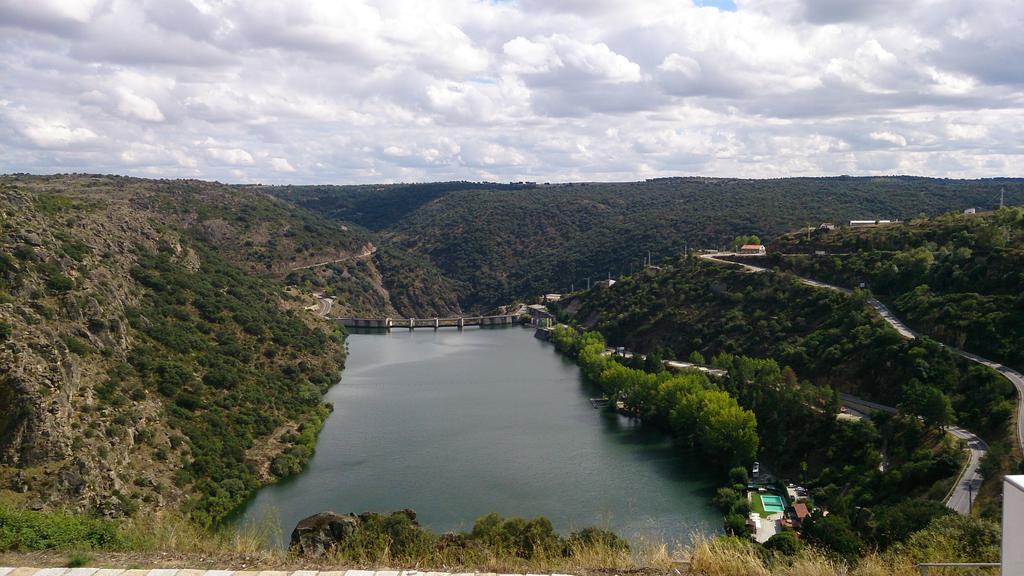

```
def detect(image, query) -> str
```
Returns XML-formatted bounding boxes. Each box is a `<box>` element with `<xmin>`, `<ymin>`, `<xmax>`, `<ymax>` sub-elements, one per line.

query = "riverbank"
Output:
<box><xmin>232</xmin><ymin>326</ymin><xmax>719</xmax><ymax>546</ymax></box>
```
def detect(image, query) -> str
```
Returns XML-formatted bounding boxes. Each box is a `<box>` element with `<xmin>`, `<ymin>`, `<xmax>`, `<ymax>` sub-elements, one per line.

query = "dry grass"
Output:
<box><xmin>0</xmin><ymin>506</ymin><xmax>967</xmax><ymax>576</ymax></box>
<box><xmin>107</xmin><ymin>513</ymin><xmax>687</xmax><ymax>573</ymax></box>
<box><xmin>688</xmin><ymin>536</ymin><xmax>769</xmax><ymax>576</ymax></box>
<box><xmin>318</xmin><ymin>536</ymin><xmax>682</xmax><ymax>573</ymax></box>
<box><xmin>119</xmin><ymin>512</ymin><xmax>284</xmax><ymax>557</ymax></box>
<box><xmin>685</xmin><ymin>535</ymin><xmax>925</xmax><ymax>576</ymax></box>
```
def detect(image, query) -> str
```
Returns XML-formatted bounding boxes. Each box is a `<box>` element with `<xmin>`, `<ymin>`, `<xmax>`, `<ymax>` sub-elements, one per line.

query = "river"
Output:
<box><xmin>233</xmin><ymin>326</ymin><xmax>719</xmax><ymax>546</ymax></box>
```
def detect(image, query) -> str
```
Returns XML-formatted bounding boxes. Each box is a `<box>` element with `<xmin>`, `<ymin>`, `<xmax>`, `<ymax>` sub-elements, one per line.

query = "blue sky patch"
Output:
<box><xmin>695</xmin><ymin>0</ymin><xmax>738</xmax><ymax>11</ymax></box>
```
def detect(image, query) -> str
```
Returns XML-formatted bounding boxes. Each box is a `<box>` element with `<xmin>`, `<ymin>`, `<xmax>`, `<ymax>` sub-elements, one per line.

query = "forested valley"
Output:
<box><xmin>270</xmin><ymin>177</ymin><xmax>1023</xmax><ymax>311</ymax></box>
<box><xmin>550</xmin><ymin>253</ymin><xmax>1019</xmax><ymax>553</ymax></box>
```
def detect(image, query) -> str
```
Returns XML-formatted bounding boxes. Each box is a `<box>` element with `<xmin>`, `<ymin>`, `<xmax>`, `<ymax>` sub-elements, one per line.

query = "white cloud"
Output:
<box><xmin>504</xmin><ymin>34</ymin><xmax>642</xmax><ymax>83</ymax></box>
<box><xmin>658</xmin><ymin>54</ymin><xmax>701</xmax><ymax>78</ymax></box>
<box><xmin>269</xmin><ymin>157</ymin><xmax>296</xmax><ymax>172</ymax></box>
<box><xmin>0</xmin><ymin>0</ymin><xmax>1020</xmax><ymax>182</ymax></box>
<box><xmin>207</xmin><ymin>147</ymin><xmax>254</xmax><ymax>165</ymax></box>
<box><xmin>8</xmin><ymin>112</ymin><xmax>99</xmax><ymax>147</ymax></box>
<box><xmin>869</xmin><ymin>131</ymin><xmax>908</xmax><ymax>147</ymax></box>
<box><xmin>116</xmin><ymin>89</ymin><xmax>166</xmax><ymax>122</ymax></box>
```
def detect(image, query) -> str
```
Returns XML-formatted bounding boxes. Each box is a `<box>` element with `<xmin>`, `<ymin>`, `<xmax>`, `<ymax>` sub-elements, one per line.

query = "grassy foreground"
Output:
<box><xmin>0</xmin><ymin>504</ymin><xmax>1002</xmax><ymax>575</ymax></box>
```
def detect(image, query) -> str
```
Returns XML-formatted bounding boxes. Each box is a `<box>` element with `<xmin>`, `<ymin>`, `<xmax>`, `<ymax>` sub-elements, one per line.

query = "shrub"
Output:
<box><xmin>47</xmin><ymin>274</ymin><xmax>74</xmax><ymax>292</ymax></box>
<box><xmin>728</xmin><ymin>466</ymin><xmax>750</xmax><ymax>485</ymax></box>
<box><xmin>566</xmin><ymin>526</ymin><xmax>629</xmax><ymax>554</ymax></box>
<box><xmin>66</xmin><ymin>551</ymin><xmax>93</xmax><ymax>567</ymax></box>
<box><xmin>469</xmin><ymin>513</ymin><xmax>564</xmax><ymax>559</ymax></box>
<box><xmin>764</xmin><ymin>531</ymin><xmax>801</xmax><ymax>556</ymax></box>
<box><xmin>713</xmin><ymin>487</ymin><xmax>741</xmax><ymax>513</ymax></box>
<box><xmin>0</xmin><ymin>506</ymin><xmax>126</xmax><ymax>551</ymax></box>
<box><xmin>154</xmin><ymin>361</ymin><xmax>194</xmax><ymax>397</ymax></box>
<box><xmin>62</xmin><ymin>335</ymin><xmax>92</xmax><ymax>356</ymax></box>
<box><xmin>723</xmin><ymin>513</ymin><xmax>749</xmax><ymax>537</ymax></box>
<box><xmin>897</xmin><ymin>514</ymin><xmax>1000</xmax><ymax>564</ymax></box>
<box><xmin>337</xmin><ymin>512</ymin><xmax>436</xmax><ymax>564</ymax></box>
<box><xmin>800</xmin><ymin>513</ymin><xmax>864</xmax><ymax>560</ymax></box>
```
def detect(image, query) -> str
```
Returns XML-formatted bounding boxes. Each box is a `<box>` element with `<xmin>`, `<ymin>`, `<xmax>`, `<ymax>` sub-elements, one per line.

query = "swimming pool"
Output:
<box><xmin>760</xmin><ymin>494</ymin><xmax>786</xmax><ymax>513</ymax></box>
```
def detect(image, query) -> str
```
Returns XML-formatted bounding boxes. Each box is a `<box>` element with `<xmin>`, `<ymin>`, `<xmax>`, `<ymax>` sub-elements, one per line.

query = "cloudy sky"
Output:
<box><xmin>1</xmin><ymin>0</ymin><xmax>1022</xmax><ymax>183</ymax></box>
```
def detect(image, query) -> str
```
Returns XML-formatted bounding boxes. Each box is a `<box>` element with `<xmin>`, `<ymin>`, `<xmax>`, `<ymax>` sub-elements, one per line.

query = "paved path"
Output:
<box><xmin>699</xmin><ymin>252</ymin><xmax>1001</xmax><ymax>514</ymax></box>
<box><xmin>290</xmin><ymin>246</ymin><xmax>377</xmax><ymax>272</ymax></box>
<box><xmin>957</xmin><ymin>350</ymin><xmax>1024</xmax><ymax>458</ymax></box>
<box><xmin>701</xmin><ymin>252</ymin><xmax>1023</xmax><ymax>450</ymax></box>
<box><xmin>315</xmin><ymin>295</ymin><xmax>334</xmax><ymax>318</ymax></box>
<box><xmin>945</xmin><ymin>425</ymin><xmax>988</xmax><ymax>514</ymax></box>
<box><xmin>0</xmin><ymin>569</ymin><xmax>577</xmax><ymax>576</ymax></box>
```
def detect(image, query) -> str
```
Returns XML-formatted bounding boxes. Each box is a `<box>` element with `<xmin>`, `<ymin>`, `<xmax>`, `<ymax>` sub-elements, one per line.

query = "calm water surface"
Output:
<box><xmin>235</xmin><ymin>326</ymin><xmax>718</xmax><ymax>545</ymax></box>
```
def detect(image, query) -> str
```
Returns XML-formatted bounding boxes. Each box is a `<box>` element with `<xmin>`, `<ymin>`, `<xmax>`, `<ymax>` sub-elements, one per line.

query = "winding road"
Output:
<box><xmin>314</xmin><ymin>295</ymin><xmax>334</xmax><ymax>318</ymax></box>
<box><xmin>699</xmin><ymin>252</ymin><xmax>1020</xmax><ymax>514</ymax></box>
<box><xmin>290</xmin><ymin>245</ymin><xmax>377</xmax><ymax>271</ymax></box>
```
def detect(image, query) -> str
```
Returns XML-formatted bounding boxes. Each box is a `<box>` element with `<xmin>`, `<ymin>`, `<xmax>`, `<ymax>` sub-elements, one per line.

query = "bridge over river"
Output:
<box><xmin>335</xmin><ymin>314</ymin><xmax>521</xmax><ymax>330</ymax></box>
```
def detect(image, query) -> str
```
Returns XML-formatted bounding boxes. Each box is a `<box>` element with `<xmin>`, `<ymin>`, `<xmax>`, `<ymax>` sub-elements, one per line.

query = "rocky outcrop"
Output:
<box><xmin>0</xmin><ymin>174</ymin><xmax>439</xmax><ymax>521</ymax></box>
<box><xmin>289</xmin><ymin>509</ymin><xmax>419</xmax><ymax>557</ymax></box>
<box><xmin>289</xmin><ymin>511</ymin><xmax>361</xmax><ymax>557</ymax></box>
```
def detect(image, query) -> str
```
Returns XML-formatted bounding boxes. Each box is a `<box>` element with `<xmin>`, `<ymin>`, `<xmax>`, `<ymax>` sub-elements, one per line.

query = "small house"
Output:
<box><xmin>739</xmin><ymin>244</ymin><xmax>766</xmax><ymax>255</ymax></box>
<box><xmin>819</xmin><ymin>223</ymin><xmax>836</xmax><ymax>230</ymax></box>
<box><xmin>964</xmin><ymin>208</ymin><xmax>977</xmax><ymax>215</ymax></box>
<box><xmin>792</xmin><ymin>502</ymin><xmax>810</xmax><ymax>527</ymax></box>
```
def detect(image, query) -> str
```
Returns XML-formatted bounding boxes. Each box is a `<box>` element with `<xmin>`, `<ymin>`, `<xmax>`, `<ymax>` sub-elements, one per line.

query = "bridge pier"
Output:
<box><xmin>338</xmin><ymin>315</ymin><xmax>519</xmax><ymax>330</ymax></box>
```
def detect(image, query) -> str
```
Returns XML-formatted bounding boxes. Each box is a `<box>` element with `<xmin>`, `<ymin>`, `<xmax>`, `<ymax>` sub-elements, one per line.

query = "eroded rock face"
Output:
<box><xmin>289</xmin><ymin>509</ymin><xmax>422</xmax><ymax>557</ymax></box>
<box><xmin>289</xmin><ymin>511</ymin><xmax>361</xmax><ymax>557</ymax></box>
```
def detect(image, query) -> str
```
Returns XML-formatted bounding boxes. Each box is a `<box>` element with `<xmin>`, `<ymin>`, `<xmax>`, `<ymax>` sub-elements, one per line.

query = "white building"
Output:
<box><xmin>1005</xmin><ymin>476</ymin><xmax>1024</xmax><ymax>574</ymax></box>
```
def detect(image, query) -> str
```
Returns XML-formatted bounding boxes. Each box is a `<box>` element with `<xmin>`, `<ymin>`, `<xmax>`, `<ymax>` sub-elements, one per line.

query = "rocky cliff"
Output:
<box><xmin>0</xmin><ymin>174</ymin><xmax>459</xmax><ymax>522</ymax></box>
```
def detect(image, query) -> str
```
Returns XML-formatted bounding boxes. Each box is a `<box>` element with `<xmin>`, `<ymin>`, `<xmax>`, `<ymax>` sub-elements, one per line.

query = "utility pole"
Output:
<box><xmin>648</xmin><ymin>250</ymin><xmax>651</xmax><ymax>267</ymax></box>
<box><xmin>969</xmin><ymin>482</ymin><xmax>973</xmax><ymax>514</ymax></box>
<box><xmin>586</xmin><ymin>277</ymin><xmax>590</xmax><ymax>290</ymax></box>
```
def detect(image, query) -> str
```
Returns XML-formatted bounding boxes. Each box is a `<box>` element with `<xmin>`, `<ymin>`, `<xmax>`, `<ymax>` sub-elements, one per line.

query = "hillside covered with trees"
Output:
<box><xmin>0</xmin><ymin>174</ymin><xmax>460</xmax><ymax>525</ymax></box>
<box><xmin>764</xmin><ymin>208</ymin><xmax>1024</xmax><ymax>371</ymax></box>
<box><xmin>554</xmin><ymin>256</ymin><xmax>1019</xmax><ymax>523</ymax></box>
<box><xmin>269</xmin><ymin>177</ymin><xmax>1023</xmax><ymax>310</ymax></box>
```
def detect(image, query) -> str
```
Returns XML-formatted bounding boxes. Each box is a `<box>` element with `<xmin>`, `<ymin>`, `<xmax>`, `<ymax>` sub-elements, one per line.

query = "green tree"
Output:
<box><xmin>898</xmin><ymin>515</ymin><xmax>1000</xmax><ymax>564</ymax></box>
<box><xmin>801</xmin><ymin>513</ymin><xmax>864</xmax><ymax>560</ymax></box>
<box><xmin>696</xmin><ymin>390</ymin><xmax>759</xmax><ymax>467</ymax></box>
<box><xmin>712</xmin><ymin>487</ymin><xmax>741</xmax><ymax>512</ymax></box>
<box><xmin>728</xmin><ymin>466</ymin><xmax>749</xmax><ymax>485</ymax></box>
<box><xmin>901</xmin><ymin>380</ymin><xmax>954</xmax><ymax>429</ymax></box>
<box><xmin>765</xmin><ymin>531</ymin><xmax>802</xmax><ymax>556</ymax></box>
